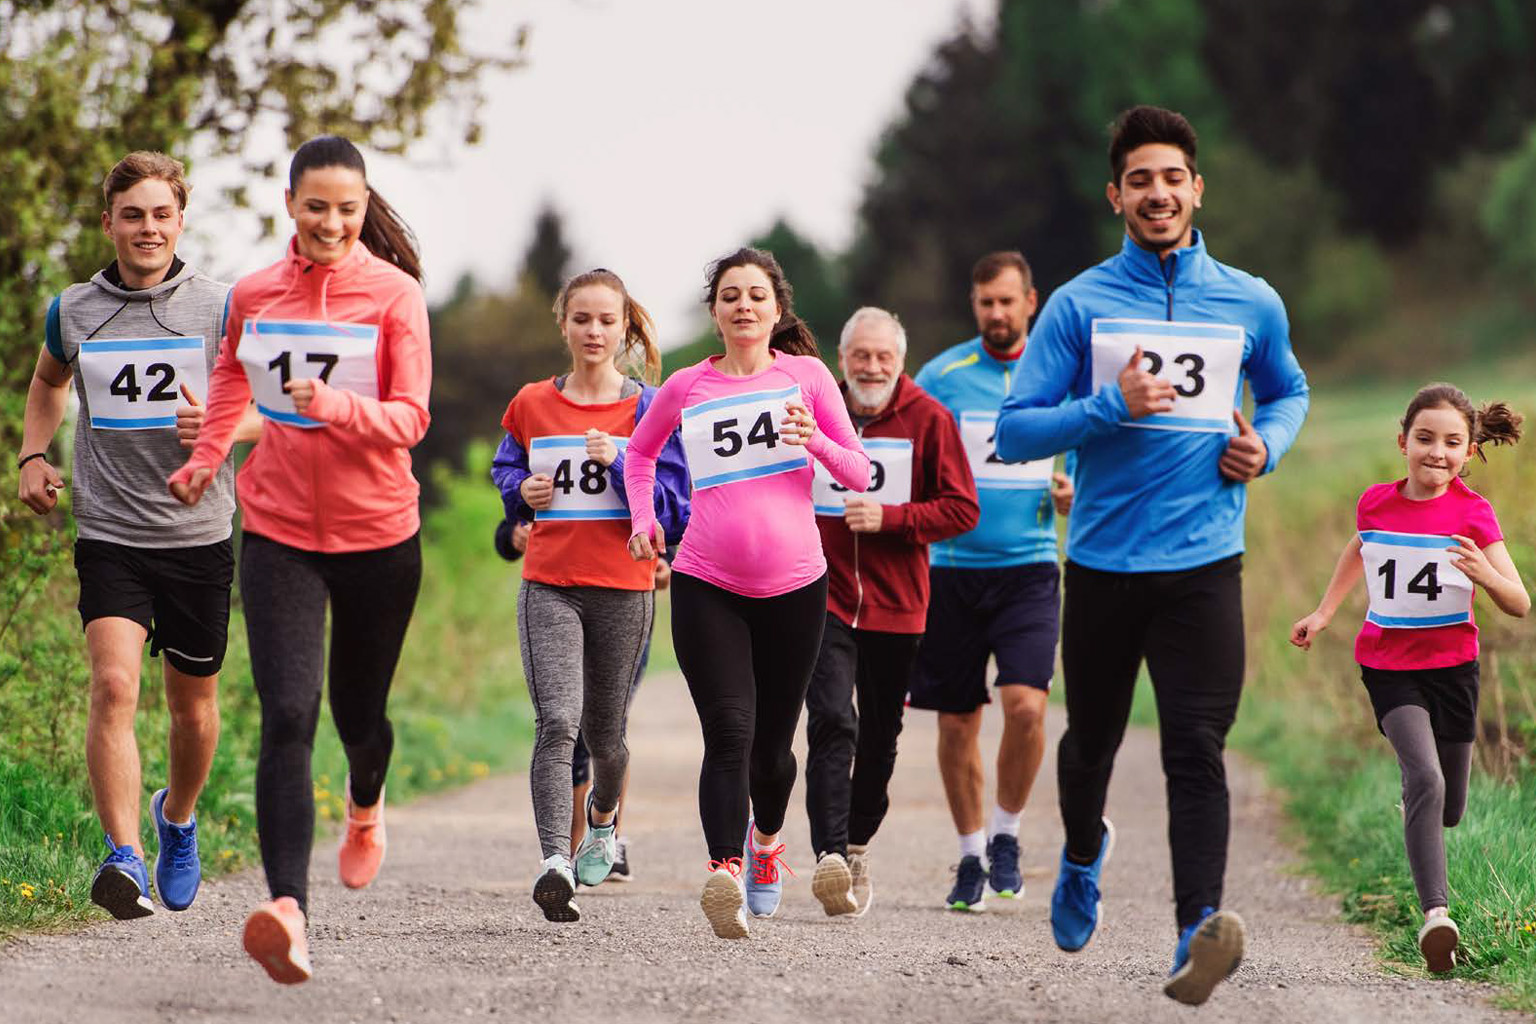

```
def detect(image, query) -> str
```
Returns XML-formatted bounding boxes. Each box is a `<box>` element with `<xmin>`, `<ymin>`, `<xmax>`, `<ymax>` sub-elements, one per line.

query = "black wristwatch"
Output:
<box><xmin>17</xmin><ymin>452</ymin><xmax>48</xmax><ymax>470</ymax></box>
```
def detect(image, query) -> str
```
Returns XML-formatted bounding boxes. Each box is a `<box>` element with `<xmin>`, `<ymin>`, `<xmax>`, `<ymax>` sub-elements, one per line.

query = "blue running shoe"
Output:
<box><xmin>151</xmin><ymin>788</ymin><xmax>201</xmax><ymax>911</ymax></box>
<box><xmin>1164</xmin><ymin>906</ymin><xmax>1246</xmax><ymax>1005</ymax></box>
<box><xmin>1050</xmin><ymin>816</ymin><xmax>1115</xmax><ymax>951</ymax></box>
<box><xmin>945</xmin><ymin>855</ymin><xmax>988</xmax><ymax>912</ymax></box>
<box><xmin>91</xmin><ymin>835</ymin><xmax>154</xmax><ymax>920</ymax></box>
<box><xmin>743</xmin><ymin>820</ymin><xmax>793</xmax><ymax>918</ymax></box>
<box><xmin>986</xmin><ymin>834</ymin><xmax>1022</xmax><ymax>898</ymax></box>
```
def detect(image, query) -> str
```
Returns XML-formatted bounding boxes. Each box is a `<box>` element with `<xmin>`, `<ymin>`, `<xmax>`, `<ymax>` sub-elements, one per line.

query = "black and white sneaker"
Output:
<box><xmin>605</xmin><ymin>837</ymin><xmax>633</xmax><ymax>883</ymax></box>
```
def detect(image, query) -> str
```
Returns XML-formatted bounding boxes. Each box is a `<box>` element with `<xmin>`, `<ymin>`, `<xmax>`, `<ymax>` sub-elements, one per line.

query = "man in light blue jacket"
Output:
<box><xmin>996</xmin><ymin>105</ymin><xmax>1309</xmax><ymax>1006</ymax></box>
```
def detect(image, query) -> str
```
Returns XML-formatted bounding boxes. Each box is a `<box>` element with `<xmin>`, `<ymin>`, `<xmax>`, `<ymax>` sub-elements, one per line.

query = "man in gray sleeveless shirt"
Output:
<box><xmin>18</xmin><ymin>152</ymin><xmax>260</xmax><ymax>919</ymax></box>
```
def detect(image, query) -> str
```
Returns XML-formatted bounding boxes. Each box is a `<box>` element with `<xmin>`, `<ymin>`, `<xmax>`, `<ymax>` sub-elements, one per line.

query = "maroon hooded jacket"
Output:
<box><xmin>816</xmin><ymin>374</ymin><xmax>979</xmax><ymax>633</ymax></box>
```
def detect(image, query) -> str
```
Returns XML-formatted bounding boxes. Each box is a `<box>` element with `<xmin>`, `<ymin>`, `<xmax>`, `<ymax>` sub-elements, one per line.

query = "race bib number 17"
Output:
<box><xmin>1089</xmin><ymin>319</ymin><xmax>1244</xmax><ymax>433</ymax></box>
<box><xmin>239</xmin><ymin>319</ymin><xmax>379</xmax><ymax>428</ymax></box>
<box><xmin>1359</xmin><ymin>530</ymin><xmax>1474</xmax><ymax>629</ymax></box>
<box><xmin>680</xmin><ymin>384</ymin><xmax>809</xmax><ymax>490</ymax></box>
<box><xmin>77</xmin><ymin>337</ymin><xmax>207</xmax><ymax>430</ymax></box>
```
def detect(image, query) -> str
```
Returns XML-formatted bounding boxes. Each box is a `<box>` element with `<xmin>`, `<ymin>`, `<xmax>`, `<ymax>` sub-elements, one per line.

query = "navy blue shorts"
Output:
<box><xmin>909</xmin><ymin>562</ymin><xmax>1060</xmax><ymax>713</ymax></box>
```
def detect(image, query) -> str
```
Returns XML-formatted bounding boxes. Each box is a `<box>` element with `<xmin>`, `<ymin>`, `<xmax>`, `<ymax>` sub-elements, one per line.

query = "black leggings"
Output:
<box><xmin>240</xmin><ymin>531</ymin><xmax>422</xmax><ymax>914</ymax></box>
<box><xmin>670</xmin><ymin>571</ymin><xmax>828</xmax><ymax>863</ymax></box>
<box><xmin>1058</xmin><ymin>555</ymin><xmax>1244</xmax><ymax>930</ymax></box>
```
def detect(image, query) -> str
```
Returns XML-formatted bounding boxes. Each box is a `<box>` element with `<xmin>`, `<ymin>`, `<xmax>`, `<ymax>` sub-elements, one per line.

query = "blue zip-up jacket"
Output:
<box><xmin>995</xmin><ymin>231</ymin><xmax>1309</xmax><ymax>573</ymax></box>
<box><xmin>915</xmin><ymin>337</ymin><xmax>1060</xmax><ymax>568</ymax></box>
<box><xmin>491</xmin><ymin>381</ymin><xmax>691</xmax><ymax>546</ymax></box>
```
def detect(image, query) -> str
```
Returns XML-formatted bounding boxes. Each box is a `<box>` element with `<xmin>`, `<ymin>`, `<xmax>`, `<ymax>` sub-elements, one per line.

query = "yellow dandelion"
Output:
<box><xmin>318</xmin><ymin>804</ymin><xmax>333</xmax><ymax>820</ymax></box>
<box><xmin>221</xmin><ymin>850</ymin><xmax>235</xmax><ymax>860</ymax></box>
<box><xmin>313</xmin><ymin>786</ymin><xmax>331</xmax><ymax>801</ymax></box>
<box><xmin>18</xmin><ymin>885</ymin><xmax>35</xmax><ymax>899</ymax></box>
<box><xmin>470</xmin><ymin>762</ymin><xmax>490</xmax><ymax>779</ymax></box>
<box><xmin>55</xmin><ymin>832</ymin><xmax>63</xmax><ymax>841</ymax></box>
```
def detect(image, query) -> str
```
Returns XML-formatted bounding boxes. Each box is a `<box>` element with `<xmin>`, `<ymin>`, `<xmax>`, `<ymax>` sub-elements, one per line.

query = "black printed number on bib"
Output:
<box><xmin>831</xmin><ymin>461</ymin><xmax>885</xmax><ymax>493</ymax></box>
<box><xmin>812</xmin><ymin>438</ymin><xmax>912</xmax><ymax>515</ymax></box>
<box><xmin>712</xmin><ymin>412</ymin><xmax>779</xmax><ymax>457</ymax></box>
<box><xmin>1089</xmin><ymin>319</ymin><xmax>1243</xmax><ymax>432</ymax></box>
<box><xmin>77</xmin><ymin>336</ymin><xmax>208</xmax><ymax>430</ymax></box>
<box><xmin>1137</xmin><ymin>351</ymin><xmax>1207</xmax><ymax>397</ymax></box>
<box><xmin>238</xmin><ymin>319</ymin><xmax>380</xmax><ymax>429</ymax></box>
<box><xmin>266</xmin><ymin>351</ymin><xmax>340</xmax><ymax>388</ymax></box>
<box><xmin>1376</xmin><ymin>559</ymin><xmax>1444</xmax><ymax>602</ymax></box>
<box><xmin>1359</xmin><ymin>529</ymin><xmax>1472</xmax><ymax>629</ymax></box>
<box><xmin>108</xmin><ymin>363</ymin><xmax>178</xmax><ymax>404</ymax></box>
<box><xmin>681</xmin><ymin>385</ymin><xmax>809</xmax><ymax>490</ymax></box>
<box><xmin>552</xmin><ymin>458</ymin><xmax>609</xmax><ymax>496</ymax></box>
<box><xmin>529</xmin><ymin>435</ymin><xmax>628</xmax><ymax>520</ymax></box>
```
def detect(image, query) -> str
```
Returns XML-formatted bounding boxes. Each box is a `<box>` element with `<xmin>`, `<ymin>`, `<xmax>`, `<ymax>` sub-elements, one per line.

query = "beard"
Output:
<box><xmin>982</xmin><ymin>323</ymin><xmax>1023</xmax><ymax>352</ymax></box>
<box><xmin>847</xmin><ymin>375</ymin><xmax>897</xmax><ymax>411</ymax></box>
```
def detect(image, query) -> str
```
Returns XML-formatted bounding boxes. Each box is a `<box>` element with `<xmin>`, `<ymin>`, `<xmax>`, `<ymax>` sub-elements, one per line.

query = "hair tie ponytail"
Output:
<box><xmin>770</xmin><ymin>313</ymin><xmax>818</xmax><ymax>357</ymax></box>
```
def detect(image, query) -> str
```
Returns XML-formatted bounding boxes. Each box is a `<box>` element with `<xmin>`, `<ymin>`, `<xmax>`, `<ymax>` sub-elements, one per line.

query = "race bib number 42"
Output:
<box><xmin>1359</xmin><ymin>530</ymin><xmax>1474</xmax><ymax>629</ymax></box>
<box><xmin>77</xmin><ymin>337</ymin><xmax>206</xmax><ymax>430</ymax></box>
<box><xmin>239</xmin><ymin>319</ymin><xmax>379</xmax><ymax>428</ymax></box>
<box><xmin>680</xmin><ymin>384</ymin><xmax>809</xmax><ymax>490</ymax></box>
<box><xmin>528</xmin><ymin>435</ymin><xmax>628</xmax><ymax>520</ymax></box>
<box><xmin>960</xmin><ymin>412</ymin><xmax>1053</xmax><ymax>490</ymax></box>
<box><xmin>813</xmin><ymin>437</ymin><xmax>913</xmax><ymax>515</ymax></box>
<box><xmin>1089</xmin><ymin>319</ymin><xmax>1244</xmax><ymax>433</ymax></box>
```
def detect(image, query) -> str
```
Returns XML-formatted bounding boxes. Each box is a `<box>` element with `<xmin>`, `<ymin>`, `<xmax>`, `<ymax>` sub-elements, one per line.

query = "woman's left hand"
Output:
<box><xmin>780</xmin><ymin>400</ymin><xmax>816</xmax><ymax>447</ymax></box>
<box><xmin>585</xmin><ymin>428</ymin><xmax>619</xmax><ymax>466</ymax></box>
<box><xmin>1447</xmin><ymin>534</ymin><xmax>1496</xmax><ymax>587</ymax></box>
<box><xmin>284</xmin><ymin>377</ymin><xmax>321</xmax><ymax>415</ymax></box>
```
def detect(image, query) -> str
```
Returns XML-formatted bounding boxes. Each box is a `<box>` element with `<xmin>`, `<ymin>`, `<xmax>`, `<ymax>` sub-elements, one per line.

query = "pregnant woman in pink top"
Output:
<box><xmin>625</xmin><ymin>248</ymin><xmax>869</xmax><ymax>939</ymax></box>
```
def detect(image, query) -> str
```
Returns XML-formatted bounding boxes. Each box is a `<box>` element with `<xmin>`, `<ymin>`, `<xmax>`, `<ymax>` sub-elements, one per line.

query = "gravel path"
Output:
<box><xmin>0</xmin><ymin>670</ymin><xmax>1521</xmax><ymax>1023</ymax></box>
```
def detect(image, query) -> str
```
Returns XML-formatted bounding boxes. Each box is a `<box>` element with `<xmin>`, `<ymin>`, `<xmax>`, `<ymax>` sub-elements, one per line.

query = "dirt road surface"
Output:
<box><xmin>0</xmin><ymin>671</ymin><xmax>1520</xmax><ymax>1023</ymax></box>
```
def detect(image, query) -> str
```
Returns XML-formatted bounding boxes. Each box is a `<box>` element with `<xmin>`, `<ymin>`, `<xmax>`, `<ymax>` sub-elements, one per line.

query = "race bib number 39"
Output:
<box><xmin>529</xmin><ymin>436</ymin><xmax>628</xmax><ymax>520</ymax></box>
<box><xmin>239</xmin><ymin>319</ymin><xmax>379</xmax><ymax>428</ymax></box>
<box><xmin>680</xmin><ymin>384</ymin><xmax>809</xmax><ymax>490</ymax></box>
<box><xmin>960</xmin><ymin>412</ymin><xmax>1053</xmax><ymax>489</ymax></box>
<box><xmin>813</xmin><ymin>437</ymin><xmax>913</xmax><ymax>515</ymax></box>
<box><xmin>1359</xmin><ymin>530</ymin><xmax>1474</xmax><ymax>629</ymax></box>
<box><xmin>77</xmin><ymin>337</ymin><xmax>206</xmax><ymax>430</ymax></box>
<box><xmin>1089</xmin><ymin>318</ymin><xmax>1244</xmax><ymax>433</ymax></box>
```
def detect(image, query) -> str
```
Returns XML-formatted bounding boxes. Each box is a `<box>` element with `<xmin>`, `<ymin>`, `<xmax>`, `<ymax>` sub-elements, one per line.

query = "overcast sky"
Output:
<box><xmin>186</xmin><ymin>0</ymin><xmax>988</xmax><ymax>348</ymax></box>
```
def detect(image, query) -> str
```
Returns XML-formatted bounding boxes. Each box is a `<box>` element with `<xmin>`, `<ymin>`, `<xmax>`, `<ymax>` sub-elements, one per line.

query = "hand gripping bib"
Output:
<box><xmin>1359</xmin><ymin>530</ymin><xmax>1474</xmax><ymax>629</ymax></box>
<box><xmin>813</xmin><ymin>437</ymin><xmax>913</xmax><ymax>516</ymax></box>
<box><xmin>960</xmin><ymin>411</ymin><xmax>1052</xmax><ymax>490</ymax></box>
<box><xmin>680</xmin><ymin>384</ymin><xmax>809</xmax><ymax>490</ymax></box>
<box><xmin>528</xmin><ymin>435</ymin><xmax>629</xmax><ymax>520</ymax></box>
<box><xmin>77</xmin><ymin>337</ymin><xmax>207</xmax><ymax>430</ymax></box>
<box><xmin>238</xmin><ymin>319</ymin><xmax>379</xmax><ymax>428</ymax></box>
<box><xmin>1089</xmin><ymin>319</ymin><xmax>1244</xmax><ymax>433</ymax></box>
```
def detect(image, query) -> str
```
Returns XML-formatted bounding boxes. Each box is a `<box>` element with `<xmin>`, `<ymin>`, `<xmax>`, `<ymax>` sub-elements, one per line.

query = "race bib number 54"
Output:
<box><xmin>1089</xmin><ymin>319</ymin><xmax>1244</xmax><ymax>433</ymax></box>
<box><xmin>77</xmin><ymin>337</ymin><xmax>207</xmax><ymax>430</ymax></box>
<box><xmin>680</xmin><ymin>384</ymin><xmax>809</xmax><ymax>490</ymax></box>
<box><xmin>239</xmin><ymin>319</ymin><xmax>379</xmax><ymax>428</ymax></box>
<box><xmin>1359</xmin><ymin>530</ymin><xmax>1474</xmax><ymax>629</ymax></box>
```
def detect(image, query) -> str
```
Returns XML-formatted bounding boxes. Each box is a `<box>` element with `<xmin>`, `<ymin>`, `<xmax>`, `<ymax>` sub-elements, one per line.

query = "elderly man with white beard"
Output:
<box><xmin>801</xmin><ymin>307</ymin><xmax>980</xmax><ymax>919</ymax></box>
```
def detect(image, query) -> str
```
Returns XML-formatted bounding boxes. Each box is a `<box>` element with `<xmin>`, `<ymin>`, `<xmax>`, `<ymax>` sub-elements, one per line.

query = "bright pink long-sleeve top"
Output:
<box><xmin>625</xmin><ymin>352</ymin><xmax>869</xmax><ymax>597</ymax></box>
<box><xmin>170</xmin><ymin>238</ymin><xmax>432</xmax><ymax>553</ymax></box>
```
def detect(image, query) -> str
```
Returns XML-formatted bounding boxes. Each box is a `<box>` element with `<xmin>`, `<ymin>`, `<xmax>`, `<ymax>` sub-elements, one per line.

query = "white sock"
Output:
<box><xmin>989</xmin><ymin>805</ymin><xmax>1022</xmax><ymax>839</ymax></box>
<box><xmin>959</xmin><ymin>829</ymin><xmax>986</xmax><ymax>860</ymax></box>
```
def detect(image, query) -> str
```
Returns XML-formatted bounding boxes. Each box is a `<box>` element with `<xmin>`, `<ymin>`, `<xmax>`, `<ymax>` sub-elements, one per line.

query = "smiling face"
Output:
<box><xmin>839</xmin><ymin>318</ymin><xmax>904</xmax><ymax>413</ymax></box>
<box><xmin>1108</xmin><ymin>142</ymin><xmax>1204</xmax><ymax>255</ymax></box>
<box><xmin>102</xmin><ymin>178</ymin><xmax>184</xmax><ymax>288</ymax></box>
<box><xmin>711</xmin><ymin>264</ymin><xmax>780</xmax><ymax>349</ymax></box>
<box><xmin>285</xmin><ymin>165</ymin><xmax>369</xmax><ymax>265</ymax></box>
<box><xmin>1400</xmin><ymin>404</ymin><xmax>1476</xmax><ymax>496</ymax></box>
<box><xmin>562</xmin><ymin>283</ymin><xmax>627</xmax><ymax>371</ymax></box>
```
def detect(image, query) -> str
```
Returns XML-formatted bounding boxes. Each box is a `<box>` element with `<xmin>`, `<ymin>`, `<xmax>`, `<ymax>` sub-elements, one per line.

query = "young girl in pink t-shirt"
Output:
<box><xmin>1290</xmin><ymin>383</ymin><xmax>1527</xmax><ymax>974</ymax></box>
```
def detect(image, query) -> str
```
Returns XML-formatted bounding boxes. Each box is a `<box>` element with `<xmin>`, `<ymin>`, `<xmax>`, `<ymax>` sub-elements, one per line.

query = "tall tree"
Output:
<box><xmin>521</xmin><ymin>204</ymin><xmax>574</xmax><ymax>298</ymax></box>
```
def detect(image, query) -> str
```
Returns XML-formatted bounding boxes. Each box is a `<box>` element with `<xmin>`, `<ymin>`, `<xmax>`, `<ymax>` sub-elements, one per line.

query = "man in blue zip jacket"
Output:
<box><xmin>996</xmin><ymin>106</ymin><xmax>1309</xmax><ymax>1006</ymax></box>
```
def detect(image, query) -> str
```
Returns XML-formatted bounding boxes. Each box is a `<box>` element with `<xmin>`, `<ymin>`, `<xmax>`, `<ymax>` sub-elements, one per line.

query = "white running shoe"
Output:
<box><xmin>848</xmin><ymin>846</ymin><xmax>873</xmax><ymax>917</ymax></box>
<box><xmin>812</xmin><ymin>852</ymin><xmax>858</xmax><ymax>917</ymax></box>
<box><xmin>533</xmin><ymin>855</ymin><xmax>580</xmax><ymax>923</ymax></box>
<box><xmin>701</xmin><ymin>859</ymin><xmax>749</xmax><ymax>939</ymax></box>
<box><xmin>1418</xmin><ymin>913</ymin><xmax>1459</xmax><ymax>974</ymax></box>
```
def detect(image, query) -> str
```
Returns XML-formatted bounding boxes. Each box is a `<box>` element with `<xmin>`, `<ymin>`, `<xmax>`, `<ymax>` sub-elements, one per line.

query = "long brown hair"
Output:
<box><xmin>703</xmin><ymin>247</ymin><xmax>818</xmax><ymax>357</ymax></box>
<box><xmin>288</xmin><ymin>135</ymin><xmax>423</xmax><ymax>283</ymax></box>
<box><xmin>553</xmin><ymin>268</ymin><xmax>661</xmax><ymax>384</ymax></box>
<box><xmin>1401</xmin><ymin>382</ymin><xmax>1523</xmax><ymax>470</ymax></box>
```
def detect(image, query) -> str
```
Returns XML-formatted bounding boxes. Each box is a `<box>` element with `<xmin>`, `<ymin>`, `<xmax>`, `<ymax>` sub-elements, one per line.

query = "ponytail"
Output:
<box><xmin>770</xmin><ymin>313</ymin><xmax>818</xmax><ymax>357</ymax></box>
<box><xmin>704</xmin><ymin>247</ymin><xmax>818</xmax><ymax>357</ymax></box>
<box><xmin>554</xmin><ymin>268</ymin><xmax>662</xmax><ymax>385</ymax></box>
<box><xmin>289</xmin><ymin>134</ymin><xmax>423</xmax><ymax>283</ymax></box>
<box><xmin>1401</xmin><ymin>382</ymin><xmax>1523</xmax><ymax>470</ymax></box>
<box><xmin>1473</xmin><ymin>401</ymin><xmax>1523</xmax><ymax>460</ymax></box>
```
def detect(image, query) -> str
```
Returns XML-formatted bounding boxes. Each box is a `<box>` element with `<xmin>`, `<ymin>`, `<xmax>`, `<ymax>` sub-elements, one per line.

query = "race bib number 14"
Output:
<box><xmin>1359</xmin><ymin>530</ymin><xmax>1474</xmax><ymax>629</ymax></box>
<box><xmin>239</xmin><ymin>319</ymin><xmax>379</xmax><ymax>428</ymax></box>
<box><xmin>77</xmin><ymin>337</ymin><xmax>207</xmax><ymax>430</ymax></box>
<box><xmin>680</xmin><ymin>384</ymin><xmax>809</xmax><ymax>490</ymax></box>
<box><xmin>1089</xmin><ymin>319</ymin><xmax>1244</xmax><ymax>433</ymax></box>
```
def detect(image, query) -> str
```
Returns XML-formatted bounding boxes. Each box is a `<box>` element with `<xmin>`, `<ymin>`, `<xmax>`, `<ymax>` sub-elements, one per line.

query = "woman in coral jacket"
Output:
<box><xmin>169</xmin><ymin>135</ymin><xmax>429</xmax><ymax>986</ymax></box>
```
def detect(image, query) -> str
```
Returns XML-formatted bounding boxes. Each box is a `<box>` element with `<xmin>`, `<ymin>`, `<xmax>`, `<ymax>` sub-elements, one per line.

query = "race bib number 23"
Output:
<box><xmin>1089</xmin><ymin>318</ymin><xmax>1244</xmax><ymax>433</ymax></box>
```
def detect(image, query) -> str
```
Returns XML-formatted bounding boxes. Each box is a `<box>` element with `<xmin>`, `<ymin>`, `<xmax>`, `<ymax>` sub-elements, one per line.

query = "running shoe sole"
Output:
<box><xmin>946</xmin><ymin>898</ymin><xmax>986</xmax><ymax>913</ymax></box>
<box><xmin>1163</xmin><ymin>909</ymin><xmax>1246</xmax><ymax>1006</ymax></box>
<box><xmin>533</xmin><ymin>867</ymin><xmax>581</xmax><ymax>923</ymax></box>
<box><xmin>242</xmin><ymin>907</ymin><xmax>312</xmax><ymax>985</ymax></box>
<box><xmin>1418</xmin><ymin>917</ymin><xmax>1459</xmax><ymax>974</ymax></box>
<box><xmin>90</xmin><ymin>865</ymin><xmax>154</xmax><ymax>921</ymax></box>
<box><xmin>701</xmin><ymin>870</ymin><xmax>749</xmax><ymax>939</ymax></box>
<box><xmin>811</xmin><ymin>856</ymin><xmax>858</xmax><ymax>917</ymax></box>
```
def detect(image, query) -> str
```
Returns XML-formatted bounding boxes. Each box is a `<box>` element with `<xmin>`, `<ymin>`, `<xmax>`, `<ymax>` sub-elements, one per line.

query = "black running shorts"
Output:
<box><xmin>1361</xmin><ymin>660</ymin><xmax>1480</xmax><ymax>744</ymax></box>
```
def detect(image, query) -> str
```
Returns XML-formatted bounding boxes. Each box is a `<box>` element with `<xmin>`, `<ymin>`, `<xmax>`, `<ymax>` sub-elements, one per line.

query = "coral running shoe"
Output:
<box><xmin>243</xmin><ymin>896</ymin><xmax>312</xmax><ymax>985</ymax></box>
<box><xmin>338</xmin><ymin>776</ymin><xmax>385</xmax><ymax>889</ymax></box>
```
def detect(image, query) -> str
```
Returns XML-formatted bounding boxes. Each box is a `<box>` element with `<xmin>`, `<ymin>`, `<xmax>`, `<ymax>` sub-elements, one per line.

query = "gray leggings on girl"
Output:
<box><xmin>518</xmin><ymin>580</ymin><xmax>653</xmax><ymax>860</ymax></box>
<box><xmin>1382</xmin><ymin>705</ymin><xmax>1474</xmax><ymax>912</ymax></box>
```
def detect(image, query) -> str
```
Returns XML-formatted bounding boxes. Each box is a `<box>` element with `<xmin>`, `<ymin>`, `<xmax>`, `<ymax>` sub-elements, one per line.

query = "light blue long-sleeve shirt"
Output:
<box><xmin>996</xmin><ymin>231</ymin><xmax>1309</xmax><ymax>573</ymax></box>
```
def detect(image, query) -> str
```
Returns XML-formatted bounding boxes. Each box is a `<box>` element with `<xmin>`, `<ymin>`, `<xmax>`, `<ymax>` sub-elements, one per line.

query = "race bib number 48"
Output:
<box><xmin>239</xmin><ymin>319</ymin><xmax>379</xmax><ymax>428</ymax></box>
<box><xmin>528</xmin><ymin>435</ymin><xmax>628</xmax><ymax>520</ymax></box>
<box><xmin>77</xmin><ymin>337</ymin><xmax>206</xmax><ymax>430</ymax></box>
<box><xmin>680</xmin><ymin>384</ymin><xmax>809</xmax><ymax>490</ymax></box>
<box><xmin>1089</xmin><ymin>319</ymin><xmax>1244</xmax><ymax>433</ymax></box>
<box><xmin>960</xmin><ymin>412</ymin><xmax>1053</xmax><ymax>490</ymax></box>
<box><xmin>813</xmin><ymin>437</ymin><xmax>912</xmax><ymax>515</ymax></box>
<box><xmin>1359</xmin><ymin>530</ymin><xmax>1474</xmax><ymax>629</ymax></box>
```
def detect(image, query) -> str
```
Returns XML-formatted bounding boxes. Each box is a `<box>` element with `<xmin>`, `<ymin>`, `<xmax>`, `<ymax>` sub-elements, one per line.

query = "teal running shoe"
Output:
<box><xmin>573</xmin><ymin>792</ymin><xmax>618</xmax><ymax>887</ymax></box>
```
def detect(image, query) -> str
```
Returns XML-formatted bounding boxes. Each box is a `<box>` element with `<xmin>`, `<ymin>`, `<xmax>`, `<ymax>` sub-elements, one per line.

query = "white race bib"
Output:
<box><xmin>813</xmin><ymin>437</ymin><xmax>913</xmax><ymax>516</ymax></box>
<box><xmin>77</xmin><ymin>337</ymin><xmax>207</xmax><ymax>430</ymax></box>
<box><xmin>239</xmin><ymin>319</ymin><xmax>379</xmax><ymax>429</ymax></box>
<box><xmin>528</xmin><ymin>435</ymin><xmax>628</xmax><ymax>520</ymax></box>
<box><xmin>1359</xmin><ymin>530</ymin><xmax>1474</xmax><ymax>629</ymax></box>
<box><xmin>960</xmin><ymin>411</ymin><xmax>1053</xmax><ymax>490</ymax></box>
<box><xmin>1089</xmin><ymin>318</ymin><xmax>1244</xmax><ymax>433</ymax></box>
<box><xmin>680</xmin><ymin>384</ymin><xmax>809</xmax><ymax>490</ymax></box>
